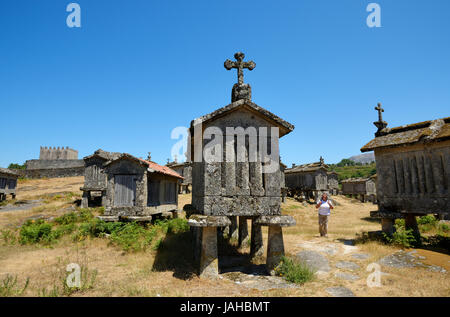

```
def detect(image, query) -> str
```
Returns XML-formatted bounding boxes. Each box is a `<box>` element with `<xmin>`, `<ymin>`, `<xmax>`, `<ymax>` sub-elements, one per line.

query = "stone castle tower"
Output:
<box><xmin>39</xmin><ymin>146</ymin><xmax>78</xmax><ymax>160</ymax></box>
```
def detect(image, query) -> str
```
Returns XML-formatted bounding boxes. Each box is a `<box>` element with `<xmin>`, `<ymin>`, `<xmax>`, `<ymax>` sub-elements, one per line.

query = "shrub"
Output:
<box><xmin>54</xmin><ymin>212</ymin><xmax>78</xmax><ymax>225</ymax></box>
<box><xmin>167</xmin><ymin>218</ymin><xmax>189</xmax><ymax>234</ymax></box>
<box><xmin>417</xmin><ymin>215</ymin><xmax>437</xmax><ymax>225</ymax></box>
<box><xmin>384</xmin><ymin>224</ymin><xmax>417</xmax><ymax>248</ymax></box>
<box><xmin>275</xmin><ymin>256</ymin><xmax>315</xmax><ymax>285</ymax></box>
<box><xmin>19</xmin><ymin>220</ymin><xmax>53</xmax><ymax>244</ymax></box>
<box><xmin>110</xmin><ymin>222</ymin><xmax>157</xmax><ymax>252</ymax></box>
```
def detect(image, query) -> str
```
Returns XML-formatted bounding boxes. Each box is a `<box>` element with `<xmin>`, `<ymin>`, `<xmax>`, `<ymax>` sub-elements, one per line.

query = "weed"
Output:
<box><xmin>0</xmin><ymin>275</ymin><xmax>29</xmax><ymax>297</ymax></box>
<box><xmin>275</xmin><ymin>256</ymin><xmax>315</xmax><ymax>285</ymax></box>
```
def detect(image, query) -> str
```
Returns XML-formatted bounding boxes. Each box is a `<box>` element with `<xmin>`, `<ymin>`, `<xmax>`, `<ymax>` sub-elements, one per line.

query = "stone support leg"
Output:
<box><xmin>381</xmin><ymin>218</ymin><xmax>395</xmax><ymax>236</ymax></box>
<box><xmin>199</xmin><ymin>227</ymin><xmax>218</xmax><ymax>278</ymax></box>
<box><xmin>238</xmin><ymin>217</ymin><xmax>250</xmax><ymax>248</ymax></box>
<box><xmin>81</xmin><ymin>191</ymin><xmax>89</xmax><ymax>208</ymax></box>
<box><xmin>266</xmin><ymin>226</ymin><xmax>285</xmax><ymax>275</ymax></box>
<box><xmin>404</xmin><ymin>214</ymin><xmax>421</xmax><ymax>242</ymax></box>
<box><xmin>229</xmin><ymin>216</ymin><xmax>238</xmax><ymax>241</ymax></box>
<box><xmin>250</xmin><ymin>219</ymin><xmax>264</xmax><ymax>259</ymax></box>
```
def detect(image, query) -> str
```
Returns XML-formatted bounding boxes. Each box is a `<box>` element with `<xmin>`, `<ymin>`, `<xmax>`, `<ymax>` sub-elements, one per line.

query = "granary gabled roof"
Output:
<box><xmin>104</xmin><ymin>153</ymin><xmax>183</xmax><ymax>180</ymax></box>
<box><xmin>190</xmin><ymin>99</ymin><xmax>295</xmax><ymax>137</ymax></box>
<box><xmin>361</xmin><ymin>117</ymin><xmax>450</xmax><ymax>152</ymax></box>
<box><xmin>0</xmin><ymin>167</ymin><xmax>20</xmax><ymax>177</ymax></box>
<box><xmin>83</xmin><ymin>149</ymin><xmax>122</xmax><ymax>161</ymax></box>
<box><xmin>285</xmin><ymin>161</ymin><xmax>329</xmax><ymax>174</ymax></box>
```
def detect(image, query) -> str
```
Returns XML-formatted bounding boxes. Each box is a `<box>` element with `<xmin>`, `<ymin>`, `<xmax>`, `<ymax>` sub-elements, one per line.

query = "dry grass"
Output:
<box><xmin>0</xmin><ymin>177</ymin><xmax>448</xmax><ymax>297</ymax></box>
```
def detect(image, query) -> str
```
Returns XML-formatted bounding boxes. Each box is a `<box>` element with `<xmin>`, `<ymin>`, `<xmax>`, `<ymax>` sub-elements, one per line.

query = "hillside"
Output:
<box><xmin>329</xmin><ymin>162</ymin><xmax>377</xmax><ymax>182</ymax></box>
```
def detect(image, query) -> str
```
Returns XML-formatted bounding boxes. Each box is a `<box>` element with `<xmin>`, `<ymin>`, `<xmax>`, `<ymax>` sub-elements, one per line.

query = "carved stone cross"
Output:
<box><xmin>224</xmin><ymin>52</ymin><xmax>256</xmax><ymax>85</ymax></box>
<box><xmin>373</xmin><ymin>102</ymin><xmax>388</xmax><ymax>136</ymax></box>
<box><xmin>375</xmin><ymin>103</ymin><xmax>384</xmax><ymax>122</ymax></box>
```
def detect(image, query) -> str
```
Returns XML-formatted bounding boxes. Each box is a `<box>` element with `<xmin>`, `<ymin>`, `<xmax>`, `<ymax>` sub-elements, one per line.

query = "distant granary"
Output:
<box><xmin>187</xmin><ymin>52</ymin><xmax>296</xmax><ymax>278</ymax></box>
<box><xmin>98</xmin><ymin>153</ymin><xmax>183</xmax><ymax>222</ymax></box>
<box><xmin>0</xmin><ymin>168</ymin><xmax>19</xmax><ymax>201</ymax></box>
<box><xmin>24</xmin><ymin>146</ymin><xmax>84</xmax><ymax>178</ymax></box>
<box><xmin>166</xmin><ymin>158</ymin><xmax>192</xmax><ymax>194</ymax></box>
<box><xmin>361</xmin><ymin>104</ymin><xmax>450</xmax><ymax>235</ymax></box>
<box><xmin>81</xmin><ymin>149</ymin><xmax>121</xmax><ymax>208</ymax></box>
<box><xmin>327</xmin><ymin>171</ymin><xmax>339</xmax><ymax>195</ymax></box>
<box><xmin>341</xmin><ymin>177</ymin><xmax>376</xmax><ymax>202</ymax></box>
<box><xmin>284</xmin><ymin>157</ymin><xmax>329</xmax><ymax>201</ymax></box>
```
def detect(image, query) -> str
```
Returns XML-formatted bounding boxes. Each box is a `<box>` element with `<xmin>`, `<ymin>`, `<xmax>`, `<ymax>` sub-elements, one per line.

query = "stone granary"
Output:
<box><xmin>98</xmin><ymin>153</ymin><xmax>183</xmax><ymax>222</ymax></box>
<box><xmin>24</xmin><ymin>146</ymin><xmax>84</xmax><ymax>178</ymax></box>
<box><xmin>284</xmin><ymin>157</ymin><xmax>329</xmax><ymax>201</ymax></box>
<box><xmin>361</xmin><ymin>103</ymin><xmax>450</xmax><ymax>235</ymax></box>
<box><xmin>81</xmin><ymin>149</ymin><xmax>121</xmax><ymax>208</ymax></box>
<box><xmin>0</xmin><ymin>168</ymin><xmax>19</xmax><ymax>201</ymax></box>
<box><xmin>341</xmin><ymin>177</ymin><xmax>377</xmax><ymax>202</ymax></box>
<box><xmin>187</xmin><ymin>52</ymin><xmax>296</xmax><ymax>278</ymax></box>
<box><xmin>166</xmin><ymin>159</ymin><xmax>192</xmax><ymax>194</ymax></box>
<box><xmin>327</xmin><ymin>171</ymin><xmax>339</xmax><ymax>195</ymax></box>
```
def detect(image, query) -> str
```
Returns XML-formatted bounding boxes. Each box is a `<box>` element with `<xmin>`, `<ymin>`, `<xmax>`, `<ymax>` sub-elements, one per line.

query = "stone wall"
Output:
<box><xmin>22</xmin><ymin>159</ymin><xmax>84</xmax><ymax>179</ymax></box>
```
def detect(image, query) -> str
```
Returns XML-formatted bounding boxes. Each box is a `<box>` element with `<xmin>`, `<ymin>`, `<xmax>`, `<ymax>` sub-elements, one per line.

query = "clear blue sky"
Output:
<box><xmin>1</xmin><ymin>0</ymin><xmax>449</xmax><ymax>168</ymax></box>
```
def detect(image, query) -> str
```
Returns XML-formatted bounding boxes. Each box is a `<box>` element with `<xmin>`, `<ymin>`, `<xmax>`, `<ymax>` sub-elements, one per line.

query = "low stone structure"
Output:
<box><xmin>99</xmin><ymin>153</ymin><xmax>183</xmax><ymax>222</ymax></box>
<box><xmin>361</xmin><ymin>104</ymin><xmax>450</xmax><ymax>234</ymax></box>
<box><xmin>284</xmin><ymin>157</ymin><xmax>329</xmax><ymax>201</ymax></box>
<box><xmin>0</xmin><ymin>168</ymin><xmax>19</xmax><ymax>201</ymax></box>
<box><xmin>24</xmin><ymin>146</ymin><xmax>84</xmax><ymax>178</ymax></box>
<box><xmin>166</xmin><ymin>159</ymin><xmax>192</xmax><ymax>194</ymax></box>
<box><xmin>341</xmin><ymin>177</ymin><xmax>377</xmax><ymax>202</ymax></box>
<box><xmin>81</xmin><ymin>149</ymin><xmax>121</xmax><ymax>208</ymax></box>
<box><xmin>187</xmin><ymin>52</ymin><xmax>296</xmax><ymax>278</ymax></box>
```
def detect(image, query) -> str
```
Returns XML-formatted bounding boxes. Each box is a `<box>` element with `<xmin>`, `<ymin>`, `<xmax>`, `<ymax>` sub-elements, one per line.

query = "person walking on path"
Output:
<box><xmin>316</xmin><ymin>193</ymin><xmax>334</xmax><ymax>237</ymax></box>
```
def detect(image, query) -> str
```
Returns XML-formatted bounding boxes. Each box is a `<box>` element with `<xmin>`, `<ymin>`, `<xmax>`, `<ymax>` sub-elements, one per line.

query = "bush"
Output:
<box><xmin>19</xmin><ymin>220</ymin><xmax>53</xmax><ymax>244</ymax></box>
<box><xmin>167</xmin><ymin>218</ymin><xmax>189</xmax><ymax>234</ymax></box>
<box><xmin>383</xmin><ymin>224</ymin><xmax>417</xmax><ymax>248</ymax></box>
<box><xmin>417</xmin><ymin>215</ymin><xmax>437</xmax><ymax>225</ymax></box>
<box><xmin>275</xmin><ymin>256</ymin><xmax>315</xmax><ymax>285</ymax></box>
<box><xmin>110</xmin><ymin>222</ymin><xmax>157</xmax><ymax>252</ymax></box>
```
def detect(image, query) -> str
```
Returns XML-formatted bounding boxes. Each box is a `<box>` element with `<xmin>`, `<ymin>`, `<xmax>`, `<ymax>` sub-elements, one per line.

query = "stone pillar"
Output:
<box><xmin>101</xmin><ymin>191</ymin><xmax>107</xmax><ymax>207</ymax></box>
<box><xmin>229</xmin><ymin>216</ymin><xmax>238</xmax><ymax>241</ymax></box>
<box><xmin>250</xmin><ymin>219</ymin><xmax>264</xmax><ymax>259</ymax></box>
<box><xmin>404</xmin><ymin>214</ymin><xmax>421</xmax><ymax>242</ymax></box>
<box><xmin>81</xmin><ymin>191</ymin><xmax>89</xmax><ymax>208</ymax></box>
<box><xmin>381</xmin><ymin>218</ymin><xmax>395</xmax><ymax>236</ymax></box>
<box><xmin>238</xmin><ymin>217</ymin><xmax>250</xmax><ymax>248</ymax></box>
<box><xmin>199</xmin><ymin>227</ymin><xmax>219</xmax><ymax>278</ymax></box>
<box><xmin>266</xmin><ymin>225</ymin><xmax>285</xmax><ymax>275</ymax></box>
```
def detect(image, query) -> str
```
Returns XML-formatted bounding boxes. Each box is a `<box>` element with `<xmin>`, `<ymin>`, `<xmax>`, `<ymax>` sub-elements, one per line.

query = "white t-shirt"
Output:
<box><xmin>317</xmin><ymin>199</ymin><xmax>332</xmax><ymax>216</ymax></box>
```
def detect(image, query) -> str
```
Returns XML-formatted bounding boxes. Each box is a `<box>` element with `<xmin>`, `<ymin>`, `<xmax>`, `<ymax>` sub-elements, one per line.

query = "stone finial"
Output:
<box><xmin>292</xmin><ymin>163</ymin><xmax>296</xmax><ymax>168</ymax></box>
<box><xmin>320</xmin><ymin>156</ymin><xmax>324</xmax><ymax>165</ymax></box>
<box><xmin>147</xmin><ymin>152</ymin><xmax>152</xmax><ymax>161</ymax></box>
<box><xmin>224</xmin><ymin>52</ymin><xmax>256</xmax><ymax>102</ymax></box>
<box><xmin>374</xmin><ymin>103</ymin><xmax>388</xmax><ymax>136</ymax></box>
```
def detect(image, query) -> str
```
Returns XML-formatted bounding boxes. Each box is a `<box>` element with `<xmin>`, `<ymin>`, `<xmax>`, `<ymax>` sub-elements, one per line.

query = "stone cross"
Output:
<box><xmin>224</xmin><ymin>52</ymin><xmax>256</xmax><ymax>85</ymax></box>
<box><xmin>375</xmin><ymin>103</ymin><xmax>384</xmax><ymax>122</ymax></box>
<box><xmin>373</xmin><ymin>102</ymin><xmax>388</xmax><ymax>136</ymax></box>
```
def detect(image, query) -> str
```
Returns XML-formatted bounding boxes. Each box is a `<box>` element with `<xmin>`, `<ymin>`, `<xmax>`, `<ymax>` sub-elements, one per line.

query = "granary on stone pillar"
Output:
<box><xmin>327</xmin><ymin>171</ymin><xmax>339</xmax><ymax>195</ymax></box>
<box><xmin>80</xmin><ymin>149</ymin><xmax>121</xmax><ymax>208</ymax></box>
<box><xmin>166</xmin><ymin>160</ymin><xmax>193</xmax><ymax>194</ymax></box>
<box><xmin>361</xmin><ymin>103</ymin><xmax>450</xmax><ymax>235</ymax></box>
<box><xmin>97</xmin><ymin>153</ymin><xmax>183</xmax><ymax>222</ymax></box>
<box><xmin>186</xmin><ymin>52</ymin><xmax>296</xmax><ymax>278</ymax></box>
<box><xmin>284</xmin><ymin>157</ymin><xmax>329</xmax><ymax>201</ymax></box>
<box><xmin>341</xmin><ymin>177</ymin><xmax>377</xmax><ymax>202</ymax></box>
<box><xmin>0</xmin><ymin>168</ymin><xmax>19</xmax><ymax>201</ymax></box>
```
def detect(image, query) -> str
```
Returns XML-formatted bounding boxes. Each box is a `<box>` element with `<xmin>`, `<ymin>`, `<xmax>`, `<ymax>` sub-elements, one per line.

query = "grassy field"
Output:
<box><xmin>0</xmin><ymin>177</ymin><xmax>448</xmax><ymax>297</ymax></box>
<box><xmin>329</xmin><ymin>163</ymin><xmax>377</xmax><ymax>181</ymax></box>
